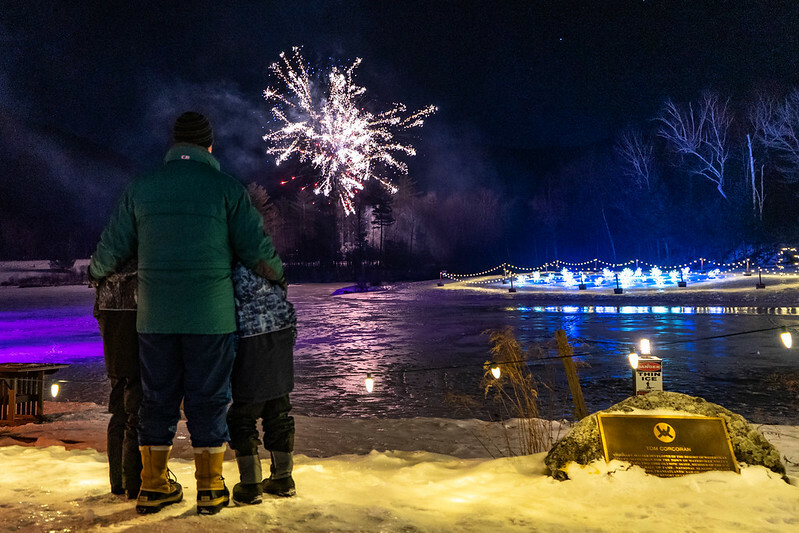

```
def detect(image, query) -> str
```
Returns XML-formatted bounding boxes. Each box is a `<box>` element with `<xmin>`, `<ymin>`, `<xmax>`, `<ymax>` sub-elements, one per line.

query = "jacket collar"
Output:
<box><xmin>164</xmin><ymin>143</ymin><xmax>221</xmax><ymax>171</ymax></box>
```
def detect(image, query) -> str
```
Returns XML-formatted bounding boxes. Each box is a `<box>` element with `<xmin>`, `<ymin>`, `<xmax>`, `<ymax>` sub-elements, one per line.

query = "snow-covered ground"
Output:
<box><xmin>2</xmin><ymin>262</ymin><xmax>799</xmax><ymax>531</ymax></box>
<box><xmin>0</xmin><ymin>401</ymin><xmax>797</xmax><ymax>532</ymax></box>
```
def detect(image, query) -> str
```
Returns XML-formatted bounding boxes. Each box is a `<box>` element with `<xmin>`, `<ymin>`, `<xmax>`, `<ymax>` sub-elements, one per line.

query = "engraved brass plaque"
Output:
<box><xmin>597</xmin><ymin>414</ymin><xmax>739</xmax><ymax>477</ymax></box>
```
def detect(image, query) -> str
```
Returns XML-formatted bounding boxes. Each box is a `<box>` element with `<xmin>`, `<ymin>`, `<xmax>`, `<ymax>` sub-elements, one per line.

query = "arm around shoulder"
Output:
<box><xmin>89</xmin><ymin>189</ymin><xmax>138</xmax><ymax>280</ymax></box>
<box><xmin>229</xmin><ymin>187</ymin><xmax>285</xmax><ymax>281</ymax></box>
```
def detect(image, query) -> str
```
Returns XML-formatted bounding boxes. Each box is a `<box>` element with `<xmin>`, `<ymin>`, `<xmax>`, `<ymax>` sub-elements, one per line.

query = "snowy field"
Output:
<box><xmin>1</xmin><ymin>262</ymin><xmax>799</xmax><ymax>531</ymax></box>
<box><xmin>0</xmin><ymin>401</ymin><xmax>797</xmax><ymax>532</ymax></box>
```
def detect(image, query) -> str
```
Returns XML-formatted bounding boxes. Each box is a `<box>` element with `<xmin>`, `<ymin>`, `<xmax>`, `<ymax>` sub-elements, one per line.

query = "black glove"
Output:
<box><xmin>276</xmin><ymin>275</ymin><xmax>288</xmax><ymax>293</ymax></box>
<box><xmin>253</xmin><ymin>259</ymin><xmax>287</xmax><ymax>291</ymax></box>
<box><xmin>87</xmin><ymin>269</ymin><xmax>102</xmax><ymax>288</ymax></box>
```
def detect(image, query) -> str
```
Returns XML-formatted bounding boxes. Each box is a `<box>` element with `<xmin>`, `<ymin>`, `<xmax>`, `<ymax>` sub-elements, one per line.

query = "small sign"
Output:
<box><xmin>597</xmin><ymin>414</ymin><xmax>739</xmax><ymax>477</ymax></box>
<box><xmin>633</xmin><ymin>356</ymin><xmax>662</xmax><ymax>395</ymax></box>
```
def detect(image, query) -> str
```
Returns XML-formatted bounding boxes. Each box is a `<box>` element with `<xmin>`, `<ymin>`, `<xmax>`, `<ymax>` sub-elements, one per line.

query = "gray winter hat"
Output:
<box><xmin>173</xmin><ymin>111</ymin><xmax>213</xmax><ymax>148</ymax></box>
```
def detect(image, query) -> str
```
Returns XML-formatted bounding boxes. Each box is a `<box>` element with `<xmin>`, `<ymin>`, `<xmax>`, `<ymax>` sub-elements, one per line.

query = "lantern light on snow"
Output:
<box><xmin>780</xmin><ymin>327</ymin><xmax>793</xmax><ymax>349</ymax></box>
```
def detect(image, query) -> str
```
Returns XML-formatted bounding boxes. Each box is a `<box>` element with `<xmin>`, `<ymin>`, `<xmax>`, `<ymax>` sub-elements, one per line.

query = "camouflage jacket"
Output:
<box><xmin>232</xmin><ymin>263</ymin><xmax>296</xmax><ymax>338</ymax></box>
<box><xmin>95</xmin><ymin>258</ymin><xmax>138</xmax><ymax>312</ymax></box>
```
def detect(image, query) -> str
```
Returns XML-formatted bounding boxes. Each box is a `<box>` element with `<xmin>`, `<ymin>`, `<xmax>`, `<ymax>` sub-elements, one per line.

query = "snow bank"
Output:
<box><xmin>0</xmin><ymin>403</ymin><xmax>797</xmax><ymax>532</ymax></box>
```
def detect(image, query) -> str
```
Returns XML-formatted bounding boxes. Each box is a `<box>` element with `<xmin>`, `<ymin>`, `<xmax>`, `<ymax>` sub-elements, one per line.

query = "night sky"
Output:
<box><xmin>2</xmin><ymin>1</ymin><xmax>799</xmax><ymax>259</ymax></box>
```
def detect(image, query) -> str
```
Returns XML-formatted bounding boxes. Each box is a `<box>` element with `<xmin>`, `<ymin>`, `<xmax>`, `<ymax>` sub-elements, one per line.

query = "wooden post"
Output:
<box><xmin>36</xmin><ymin>370</ymin><xmax>45</xmax><ymax>420</ymax></box>
<box><xmin>8</xmin><ymin>377</ymin><xmax>16</xmax><ymax>425</ymax></box>
<box><xmin>555</xmin><ymin>329</ymin><xmax>588</xmax><ymax>420</ymax></box>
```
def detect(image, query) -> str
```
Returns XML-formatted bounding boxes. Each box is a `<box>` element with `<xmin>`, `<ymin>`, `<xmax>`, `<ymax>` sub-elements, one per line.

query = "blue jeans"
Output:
<box><xmin>138</xmin><ymin>333</ymin><xmax>235</xmax><ymax>448</ymax></box>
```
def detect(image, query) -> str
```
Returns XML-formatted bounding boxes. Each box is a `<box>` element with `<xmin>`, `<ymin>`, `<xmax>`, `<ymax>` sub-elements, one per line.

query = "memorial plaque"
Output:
<box><xmin>597</xmin><ymin>414</ymin><xmax>739</xmax><ymax>477</ymax></box>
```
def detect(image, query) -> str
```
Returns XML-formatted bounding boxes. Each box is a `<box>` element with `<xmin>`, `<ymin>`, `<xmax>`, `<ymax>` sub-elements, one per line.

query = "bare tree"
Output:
<box><xmin>287</xmin><ymin>188</ymin><xmax>319</xmax><ymax>263</ymax></box>
<box><xmin>614</xmin><ymin>128</ymin><xmax>655</xmax><ymax>189</ymax></box>
<box><xmin>416</xmin><ymin>188</ymin><xmax>503</xmax><ymax>266</ymax></box>
<box><xmin>754</xmin><ymin>89</ymin><xmax>799</xmax><ymax>182</ymax></box>
<box><xmin>656</xmin><ymin>93</ymin><xmax>732</xmax><ymax>199</ymax></box>
<box><xmin>370</xmin><ymin>191</ymin><xmax>395</xmax><ymax>267</ymax></box>
<box><xmin>745</xmin><ymin>133</ymin><xmax>766</xmax><ymax>220</ymax></box>
<box><xmin>528</xmin><ymin>173</ymin><xmax>568</xmax><ymax>261</ymax></box>
<box><xmin>390</xmin><ymin>175</ymin><xmax>422</xmax><ymax>269</ymax></box>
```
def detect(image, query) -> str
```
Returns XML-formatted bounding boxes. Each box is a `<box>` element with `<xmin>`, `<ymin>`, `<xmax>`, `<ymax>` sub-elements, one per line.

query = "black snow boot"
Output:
<box><xmin>232</xmin><ymin>453</ymin><xmax>263</xmax><ymax>505</ymax></box>
<box><xmin>262</xmin><ymin>451</ymin><xmax>296</xmax><ymax>497</ymax></box>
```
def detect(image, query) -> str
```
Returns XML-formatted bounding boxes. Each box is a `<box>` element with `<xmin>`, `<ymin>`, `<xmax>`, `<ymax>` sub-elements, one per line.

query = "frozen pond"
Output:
<box><xmin>2</xmin><ymin>283</ymin><xmax>799</xmax><ymax>424</ymax></box>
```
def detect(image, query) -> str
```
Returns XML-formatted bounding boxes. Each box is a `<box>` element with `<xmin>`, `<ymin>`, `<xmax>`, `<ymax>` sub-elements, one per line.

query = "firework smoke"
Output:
<box><xmin>262</xmin><ymin>47</ymin><xmax>436</xmax><ymax>214</ymax></box>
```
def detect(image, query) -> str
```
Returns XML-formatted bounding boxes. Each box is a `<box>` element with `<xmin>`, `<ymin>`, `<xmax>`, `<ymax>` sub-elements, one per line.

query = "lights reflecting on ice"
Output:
<box><xmin>504</xmin><ymin>305</ymin><xmax>799</xmax><ymax>315</ymax></box>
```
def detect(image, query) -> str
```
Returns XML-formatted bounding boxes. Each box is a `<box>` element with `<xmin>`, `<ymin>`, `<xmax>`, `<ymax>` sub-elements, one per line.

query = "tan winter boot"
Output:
<box><xmin>136</xmin><ymin>445</ymin><xmax>183</xmax><ymax>514</ymax></box>
<box><xmin>194</xmin><ymin>446</ymin><xmax>230</xmax><ymax>515</ymax></box>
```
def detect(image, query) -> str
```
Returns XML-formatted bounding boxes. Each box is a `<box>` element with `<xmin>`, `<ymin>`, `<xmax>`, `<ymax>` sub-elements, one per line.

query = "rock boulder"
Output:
<box><xmin>544</xmin><ymin>391</ymin><xmax>786</xmax><ymax>480</ymax></box>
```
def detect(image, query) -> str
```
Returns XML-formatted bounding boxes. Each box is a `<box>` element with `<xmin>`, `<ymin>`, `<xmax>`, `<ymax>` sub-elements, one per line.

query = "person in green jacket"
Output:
<box><xmin>88</xmin><ymin>111</ymin><xmax>284</xmax><ymax>516</ymax></box>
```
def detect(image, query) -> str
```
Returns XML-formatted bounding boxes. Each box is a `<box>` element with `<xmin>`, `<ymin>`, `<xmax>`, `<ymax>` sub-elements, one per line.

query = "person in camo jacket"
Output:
<box><xmin>227</xmin><ymin>262</ymin><xmax>297</xmax><ymax>505</ymax></box>
<box><xmin>93</xmin><ymin>257</ymin><xmax>142</xmax><ymax>500</ymax></box>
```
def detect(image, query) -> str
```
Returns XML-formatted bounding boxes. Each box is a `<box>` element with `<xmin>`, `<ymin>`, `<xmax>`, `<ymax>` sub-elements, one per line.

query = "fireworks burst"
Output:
<box><xmin>262</xmin><ymin>47</ymin><xmax>436</xmax><ymax>214</ymax></box>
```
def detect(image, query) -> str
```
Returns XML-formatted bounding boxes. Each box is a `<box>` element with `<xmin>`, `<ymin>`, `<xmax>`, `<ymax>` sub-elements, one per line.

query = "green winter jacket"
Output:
<box><xmin>89</xmin><ymin>143</ymin><xmax>283</xmax><ymax>334</ymax></box>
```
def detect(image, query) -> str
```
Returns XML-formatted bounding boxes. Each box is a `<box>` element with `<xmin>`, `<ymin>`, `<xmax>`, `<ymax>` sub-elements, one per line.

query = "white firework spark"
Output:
<box><xmin>262</xmin><ymin>47</ymin><xmax>436</xmax><ymax>214</ymax></box>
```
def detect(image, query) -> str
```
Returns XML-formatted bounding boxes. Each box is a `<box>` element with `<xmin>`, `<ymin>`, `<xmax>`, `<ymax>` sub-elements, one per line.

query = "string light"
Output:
<box><xmin>639</xmin><ymin>338</ymin><xmax>651</xmax><ymax>355</ymax></box>
<box><xmin>441</xmin><ymin>256</ymin><xmax>799</xmax><ymax>289</ymax></box>
<box><xmin>442</xmin><ymin>251</ymin><xmax>799</xmax><ymax>283</ymax></box>
<box><xmin>43</xmin><ymin>321</ymin><xmax>798</xmax><ymax>401</ymax></box>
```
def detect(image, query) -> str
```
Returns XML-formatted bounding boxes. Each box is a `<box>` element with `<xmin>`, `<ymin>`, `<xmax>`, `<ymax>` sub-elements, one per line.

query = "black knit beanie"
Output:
<box><xmin>173</xmin><ymin>111</ymin><xmax>213</xmax><ymax>148</ymax></box>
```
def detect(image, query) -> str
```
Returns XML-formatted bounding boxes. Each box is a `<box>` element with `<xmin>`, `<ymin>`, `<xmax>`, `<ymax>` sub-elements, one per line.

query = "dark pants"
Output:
<box><xmin>107</xmin><ymin>376</ymin><xmax>143</xmax><ymax>493</ymax></box>
<box><xmin>227</xmin><ymin>395</ymin><xmax>294</xmax><ymax>456</ymax></box>
<box><xmin>138</xmin><ymin>333</ymin><xmax>235</xmax><ymax>448</ymax></box>
<box><xmin>97</xmin><ymin>309</ymin><xmax>142</xmax><ymax>494</ymax></box>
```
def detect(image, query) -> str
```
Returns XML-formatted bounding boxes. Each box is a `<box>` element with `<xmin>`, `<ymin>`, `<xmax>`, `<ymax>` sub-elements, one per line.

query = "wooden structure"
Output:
<box><xmin>0</xmin><ymin>363</ymin><xmax>68</xmax><ymax>426</ymax></box>
<box><xmin>554</xmin><ymin>329</ymin><xmax>588</xmax><ymax>420</ymax></box>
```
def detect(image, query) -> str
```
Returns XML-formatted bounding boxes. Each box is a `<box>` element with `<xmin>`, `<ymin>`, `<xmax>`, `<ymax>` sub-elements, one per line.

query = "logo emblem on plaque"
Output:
<box><xmin>654</xmin><ymin>422</ymin><xmax>676</xmax><ymax>443</ymax></box>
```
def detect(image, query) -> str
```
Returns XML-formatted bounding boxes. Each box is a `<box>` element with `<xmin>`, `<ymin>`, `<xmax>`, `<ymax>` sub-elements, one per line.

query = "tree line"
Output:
<box><xmin>4</xmin><ymin>87</ymin><xmax>799</xmax><ymax>280</ymax></box>
<box><xmin>509</xmin><ymin>86</ymin><xmax>799</xmax><ymax>270</ymax></box>
<box><xmin>249</xmin><ymin>87</ymin><xmax>799</xmax><ymax>281</ymax></box>
<box><xmin>245</xmin><ymin>175</ymin><xmax>506</xmax><ymax>283</ymax></box>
